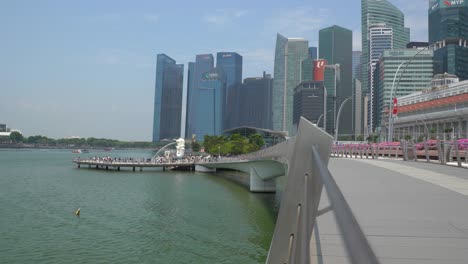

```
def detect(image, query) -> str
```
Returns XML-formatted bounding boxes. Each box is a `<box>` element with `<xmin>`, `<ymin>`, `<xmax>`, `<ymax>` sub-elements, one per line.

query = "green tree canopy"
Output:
<box><xmin>9</xmin><ymin>131</ymin><xmax>24</xmax><ymax>143</ymax></box>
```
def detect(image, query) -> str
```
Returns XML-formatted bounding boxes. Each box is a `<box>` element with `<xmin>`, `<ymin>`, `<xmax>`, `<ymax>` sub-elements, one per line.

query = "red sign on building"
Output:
<box><xmin>392</xmin><ymin>98</ymin><xmax>398</xmax><ymax>116</ymax></box>
<box><xmin>313</xmin><ymin>59</ymin><xmax>327</xmax><ymax>82</ymax></box>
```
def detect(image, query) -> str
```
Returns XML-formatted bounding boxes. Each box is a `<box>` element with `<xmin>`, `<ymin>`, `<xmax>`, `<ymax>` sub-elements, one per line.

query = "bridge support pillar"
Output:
<box><xmin>195</xmin><ymin>165</ymin><xmax>216</xmax><ymax>172</ymax></box>
<box><xmin>249</xmin><ymin>167</ymin><xmax>276</xmax><ymax>193</ymax></box>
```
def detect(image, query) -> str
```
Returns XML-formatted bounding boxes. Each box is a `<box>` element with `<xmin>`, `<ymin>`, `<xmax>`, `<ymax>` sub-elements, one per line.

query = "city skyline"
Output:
<box><xmin>1</xmin><ymin>0</ymin><xmax>428</xmax><ymax>140</ymax></box>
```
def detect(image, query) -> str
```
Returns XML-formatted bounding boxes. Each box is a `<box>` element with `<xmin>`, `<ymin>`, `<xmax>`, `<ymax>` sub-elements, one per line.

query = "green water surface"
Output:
<box><xmin>0</xmin><ymin>149</ymin><xmax>277</xmax><ymax>264</ymax></box>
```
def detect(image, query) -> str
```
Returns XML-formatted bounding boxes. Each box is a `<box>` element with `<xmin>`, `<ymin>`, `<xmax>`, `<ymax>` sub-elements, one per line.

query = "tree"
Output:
<box><xmin>248</xmin><ymin>134</ymin><xmax>265</xmax><ymax>149</ymax></box>
<box><xmin>191</xmin><ymin>141</ymin><xmax>200</xmax><ymax>152</ymax></box>
<box><xmin>9</xmin><ymin>131</ymin><xmax>24</xmax><ymax>143</ymax></box>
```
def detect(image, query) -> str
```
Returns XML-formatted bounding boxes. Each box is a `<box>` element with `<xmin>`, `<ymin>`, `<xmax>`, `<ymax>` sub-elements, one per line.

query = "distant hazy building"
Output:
<box><xmin>185</xmin><ymin>54</ymin><xmax>227</xmax><ymax>140</ymax></box>
<box><xmin>361</xmin><ymin>0</ymin><xmax>410</xmax><ymax>134</ymax></box>
<box><xmin>238</xmin><ymin>72</ymin><xmax>273</xmax><ymax>129</ymax></box>
<box><xmin>309</xmin><ymin>47</ymin><xmax>318</xmax><ymax>60</ymax></box>
<box><xmin>293</xmin><ymin>81</ymin><xmax>326</xmax><ymax>130</ymax></box>
<box><xmin>352</xmin><ymin>51</ymin><xmax>363</xmax><ymax>80</ymax></box>
<box><xmin>0</xmin><ymin>124</ymin><xmax>6</xmax><ymax>132</ymax></box>
<box><xmin>429</xmin><ymin>0</ymin><xmax>468</xmax><ymax>81</ymax></box>
<box><xmin>216</xmin><ymin>52</ymin><xmax>243</xmax><ymax>130</ymax></box>
<box><xmin>374</xmin><ymin>49</ymin><xmax>433</xmax><ymax>130</ymax></box>
<box><xmin>272</xmin><ymin>33</ymin><xmax>309</xmax><ymax>135</ymax></box>
<box><xmin>353</xmin><ymin>79</ymin><xmax>363</xmax><ymax>138</ymax></box>
<box><xmin>301</xmin><ymin>58</ymin><xmax>314</xmax><ymax>82</ymax></box>
<box><xmin>152</xmin><ymin>54</ymin><xmax>184</xmax><ymax>142</ymax></box>
<box><xmin>319</xmin><ymin>25</ymin><xmax>353</xmax><ymax>137</ymax></box>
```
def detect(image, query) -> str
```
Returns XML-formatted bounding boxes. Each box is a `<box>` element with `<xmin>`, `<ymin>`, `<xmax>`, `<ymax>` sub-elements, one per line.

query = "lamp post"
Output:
<box><xmin>387</xmin><ymin>61</ymin><xmax>408</xmax><ymax>142</ymax></box>
<box><xmin>218</xmin><ymin>145</ymin><xmax>220</xmax><ymax>157</ymax></box>
<box><xmin>334</xmin><ymin>97</ymin><xmax>352</xmax><ymax>141</ymax></box>
<box><xmin>415</xmin><ymin>119</ymin><xmax>429</xmax><ymax>141</ymax></box>
<box><xmin>317</xmin><ymin>110</ymin><xmax>332</xmax><ymax>129</ymax></box>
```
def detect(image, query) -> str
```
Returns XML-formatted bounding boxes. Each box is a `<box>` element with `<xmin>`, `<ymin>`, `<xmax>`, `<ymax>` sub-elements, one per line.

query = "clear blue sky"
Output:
<box><xmin>0</xmin><ymin>0</ymin><xmax>427</xmax><ymax>141</ymax></box>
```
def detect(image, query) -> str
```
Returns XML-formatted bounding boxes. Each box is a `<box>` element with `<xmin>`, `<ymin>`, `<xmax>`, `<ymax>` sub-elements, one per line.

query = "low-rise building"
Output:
<box><xmin>384</xmin><ymin>74</ymin><xmax>468</xmax><ymax>140</ymax></box>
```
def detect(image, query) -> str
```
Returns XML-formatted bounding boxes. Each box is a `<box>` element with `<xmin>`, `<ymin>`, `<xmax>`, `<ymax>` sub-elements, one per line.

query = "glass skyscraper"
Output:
<box><xmin>272</xmin><ymin>33</ymin><xmax>309</xmax><ymax>135</ymax></box>
<box><xmin>368</xmin><ymin>23</ymin><xmax>393</xmax><ymax>132</ymax></box>
<box><xmin>185</xmin><ymin>54</ymin><xmax>226</xmax><ymax>141</ymax></box>
<box><xmin>352</xmin><ymin>51</ymin><xmax>363</xmax><ymax>80</ymax></box>
<box><xmin>319</xmin><ymin>25</ymin><xmax>353</xmax><ymax>137</ymax></box>
<box><xmin>238</xmin><ymin>72</ymin><xmax>273</xmax><ymax>129</ymax></box>
<box><xmin>152</xmin><ymin>54</ymin><xmax>184</xmax><ymax>142</ymax></box>
<box><xmin>216</xmin><ymin>52</ymin><xmax>243</xmax><ymax>130</ymax></box>
<box><xmin>361</xmin><ymin>0</ymin><xmax>410</xmax><ymax>133</ymax></box>
<box><xmin>429</xmin><ymin>0</ymin><xmax>468</xmax><ymax>81</ymax></box>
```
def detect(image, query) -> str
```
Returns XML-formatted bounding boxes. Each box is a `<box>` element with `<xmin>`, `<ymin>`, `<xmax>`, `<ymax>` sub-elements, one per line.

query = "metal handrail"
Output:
<box><xmin>265</xmin><ymin>118</ymin><xmax>379</xmax><ymax>263</ymax></box>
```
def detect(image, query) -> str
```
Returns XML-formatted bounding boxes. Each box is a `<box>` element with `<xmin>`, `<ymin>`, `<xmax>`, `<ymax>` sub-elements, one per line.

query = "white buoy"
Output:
<box><xmin>75</xmin><ymin>208</ymin><xmax>81</xmax><ymax>217</ymax></box>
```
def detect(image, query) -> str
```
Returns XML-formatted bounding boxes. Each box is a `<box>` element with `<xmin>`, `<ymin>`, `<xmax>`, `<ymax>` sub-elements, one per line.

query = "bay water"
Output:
<box><xmin>0</xmin><ymin>149</ymin><xmax>277</xmax><ymax>263</ymax></box>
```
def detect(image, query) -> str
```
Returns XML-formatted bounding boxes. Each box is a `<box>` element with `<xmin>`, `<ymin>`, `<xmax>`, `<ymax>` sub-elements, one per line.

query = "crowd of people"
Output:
<box><xmin>75</xmin><ymin>153</ymin><xmax>243</xmax><ymax>165</ymax></box>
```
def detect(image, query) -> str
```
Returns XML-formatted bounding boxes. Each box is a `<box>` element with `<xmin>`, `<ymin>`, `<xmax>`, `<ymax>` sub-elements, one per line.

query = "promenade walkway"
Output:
<box><xmin>312</xmin><ymin>158</ymin><xmax>468</xmax><ymax>263</ymax></box>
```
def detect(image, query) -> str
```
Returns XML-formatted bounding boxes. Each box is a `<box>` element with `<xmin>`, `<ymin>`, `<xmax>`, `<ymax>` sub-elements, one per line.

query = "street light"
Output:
<box><xmin>415</xmin><ymin>119</ymin><xmax>429</xmax><ymax>141</ymax></box>
<box><xmin>317</xmin><ymin>110</ymin><xmax>332</xmax><ymax>129</ymax></box>
<box><xmin>218</xmin><ymin>145</ymin><xmax>220</xmax><ymax>157</ymax></box>
<box><xmin>387</xmin><ymin>61</ymin><xmax>409</xmax><ymax>142</ymax></box>
<box><xmin>334</xmin><ymin>97</ymin><xmax>352</xmax><ymax>141</ymax></box>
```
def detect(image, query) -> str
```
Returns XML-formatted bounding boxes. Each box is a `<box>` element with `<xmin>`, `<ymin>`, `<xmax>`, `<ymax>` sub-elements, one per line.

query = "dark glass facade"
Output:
<box><xmin>293</xmin><ymin>81</ymin><xmax>326</xmax><ymax>128</ymax></box>
<box><xmin>429</xmin><ymin>0</ymin><xmax>468</xmax><ymax>80</ymax></box>
<box><xmin>185</xmin><ymin>54</ymin><xmax>226</xmax><ymax>141</ymax></box>
<box><xmin>319</xmin><ymin>25</ymin><xmax>353</xmax><ymax>136</ymax></box>
<box><xmin>301</xmin><ymin>58</ymin><xmax>314</xmax><ymax>81</ymax></box>
<box><xmin>216</xmin><ymin>52</ymin><xmax>243</xmax><ymax>130</ymax></box>
<box><xmin>238</xmin><ymin>72</ymin><xmax>273</xmax><ymax>129</ymax></box>
<box><xmin>352</xmin><ymin>51</ymin><xmax>363</xmax><ymax>80</ymax></box>
<box><xmin>152</xmin><ymin>54</ymin><xmax>184</xmax><ymax>142</ymax></box>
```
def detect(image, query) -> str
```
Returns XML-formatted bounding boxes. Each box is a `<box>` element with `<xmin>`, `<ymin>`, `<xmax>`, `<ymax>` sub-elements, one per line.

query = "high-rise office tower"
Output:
<box><xmin>185</xmin><ymin>54</ymin><xmax>227</xmax><ymax>140</ymax></box>
<box><xmin>429</xmin><ymin>0</ymin><xmax>468</xmax><ymax>81</ymax></box>
<box><xmin>353</xmin><ymin>79</ymin><xmax>363</xmax><ymax>137</ymax></box>
<box><xmin>293</xmin><ymin>81</ymin><xmax>326</xmax><ymax>128</ymax></box>
<box><xmin>352</xmin><ymin>51</ymin><xmax>363</xmax><ymax>80</ymax></box>
<box><xmin>238</xmin><ymin>72</ymin><xmax>273</xmax><ymax>129</ymax></box>
<box><xmin>216</xmin><ymin>52</ymin><xmax>243</xmax><ymax>130</ymax></box>
<box><xmin>352</xmin><ymin>51</ymin><xmax>364</xmax><ymax>138</ymax></box>
<box><xmin>319</xmin><ymin>25</ymin><xmax>353</xmax><ymax>137</ymax></box>
<box><xmin>152</xmin><ymin>54</ymin><xmax>184</xmax><ymax>142</ymax></box>
<box><xmin>374</xmin><ymin>49</ymin><xmax>433</xmax><ymax>130</ymax></box>
<box><xmin>361</xmin><ymin>0</ymin><xmax>410</xmax><ymax>134</ymax></box>
<box><xmin>368</xmin><ymin>23</ymin><xmax>393</xmax><ymax>132</ymax></box>
<box><xmin>272</xmin><ymin>33</ymin><xmax>309</xmax><ymax>135</ymax></box>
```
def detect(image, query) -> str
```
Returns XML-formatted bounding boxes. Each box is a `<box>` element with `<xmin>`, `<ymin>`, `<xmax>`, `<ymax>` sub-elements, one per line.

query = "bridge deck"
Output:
<box><xmin>312</xmin><ymin>158</ymin><xmax>468</xmax><ymax>263</ymax></box>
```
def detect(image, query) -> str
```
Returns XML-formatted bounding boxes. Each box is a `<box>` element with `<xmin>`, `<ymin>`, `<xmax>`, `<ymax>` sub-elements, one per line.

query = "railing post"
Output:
<box><xmin>455</xmin><ymin>140</ymin><xmax>462</xmax><ymax>167</ymax></box>
<box><xmin>424</xmin><ymin>141</ymin><xmax>429</xmax><ymax>162</ymax></box>
<box><xmin>402</xmin><ymin>141</ymin><xmax>407</xmax><ymax>161</ymax></box>
<box><xmin>449</xmin><ymin>140</ymin><xmax>454</xmax><ymax>163</ymax></box>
